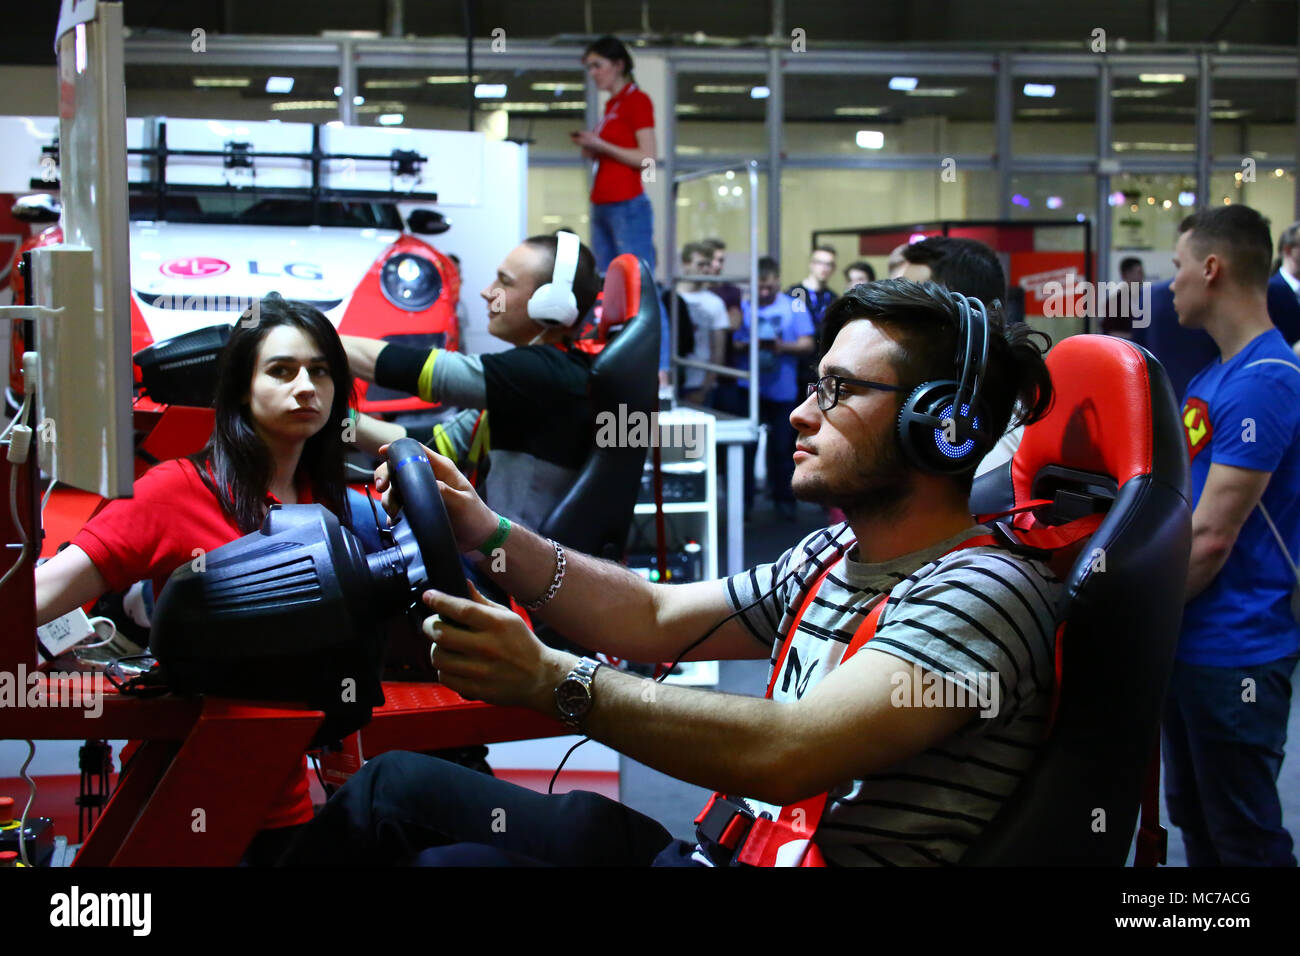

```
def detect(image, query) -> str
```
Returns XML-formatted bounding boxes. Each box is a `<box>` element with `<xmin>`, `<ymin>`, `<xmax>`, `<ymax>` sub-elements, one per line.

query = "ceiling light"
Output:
<box><xmin>475</xmin><ymin>84</ymin><xmax>507</xmax><ymax>99</ymax></box>
<box><xmin>855</xmin><ymin>130</ymin><xmax>884</xmax><ymax>149</ymax></box>
<box><xmin>426</xmin><ymin>75</ymin><xmax>477</xmax><ymax>84</ymax></box>
<box><xmin>333</xmin><ymin>85</ymin><xmax>343</xmax><ymax>97</ymax></box>
<box><xmin>1178</xmin><ymin>191</ymin><xmax>1195</xmax><ymax>206</ymax></box>
<box><xmin>1022</xmin><ymin>83</ymin><xmax>1056</xmax><ymax>98</ymax></box>
<box><xmin>888</xmin><ymin>76</ymin><xmax>918</xmax><ymax>91</ymax></box>
<box><xmin>377</xmin><ymin>113</ymin><xmax>404</xmax><ymax>126</ymax></box>
<box><xmin>193</xmin><ymin>77</ymin><xmax>251</xmax><ymax>88</ymax></box>
<box><xmin>364</xmin><ymin>79</ymin><xmax>423</xmax><ymax>90</ymax></box>
<box><xmin>265</xmin><ymin>76</ymin><xmax>295</xmax><ymax>94</ymax></box>
<box><xmin>1139</xmin><ymin>73</ymin><xmax>1185</xmax><ymax>83</ymax></box>
<box><xmin>906</xmin><ymin>88</ymin><xmax>964</xmax><ymax>97</ymax></box>
<box><xmin>496</xmin><ymin>101</ymin><xmax>584</xmax><ymax>112</ymax></box>
<box><xmin>1112</xmin><ymin>142</ymin><xmax>1195</xmax><ymax>152</ymax></box>
<box><xmin>1045</xmin><ymin>196</ymin><xmax>1063</xmax><ymax>209</ymax></box>
<box><xmin>750</xmin><ymin>86</ymin><xmax>771</xmax><ymax>99</ymax></box>
<box><xmin>834</xmin><ymin>106</ymin><xmax>888</xmax><ymax>116</ymax></box>
<box><xmin>353</xmin><ymin>95</ymin><xmax>365</xmax><ymax>106</ymax></box>
<box><xmin>532</xmin><ymin>82</ymin><xmax>584</xmax><ymax>92</ymax></box>
<box><xmin>693</xmin><ymin>84</ymin><xmax>749</xmax><ymax>94</ymax></box>
<box><xmin>1111</xmin><ymin>88</ymin><xmax>1170</xmax><ymax>98</ymax></box>
<box><xmin>270</xmin><ymin>100</ymin><xmax>337</xmax><ymax>111</ymax></box>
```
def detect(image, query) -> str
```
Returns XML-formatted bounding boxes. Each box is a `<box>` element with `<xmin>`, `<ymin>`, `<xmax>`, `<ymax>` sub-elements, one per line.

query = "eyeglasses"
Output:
<box><xmin>807</xmin><ymin>374</ymin><xmax>907</xmax><ymax>412</ymax></box>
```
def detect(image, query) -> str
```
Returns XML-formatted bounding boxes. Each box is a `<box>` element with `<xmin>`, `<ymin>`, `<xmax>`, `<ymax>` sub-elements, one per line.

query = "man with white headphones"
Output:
<box><xmin>344</xmin><ymin>231</ymin><xmax>602</xmax><ymax>531</ymax></box>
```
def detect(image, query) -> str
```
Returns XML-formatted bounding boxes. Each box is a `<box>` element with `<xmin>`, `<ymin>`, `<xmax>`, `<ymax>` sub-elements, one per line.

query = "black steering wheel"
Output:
<box><xmin>385</xmin><ymin>437</ymin><xmax>471</xmax><ymax>606</ymax></box>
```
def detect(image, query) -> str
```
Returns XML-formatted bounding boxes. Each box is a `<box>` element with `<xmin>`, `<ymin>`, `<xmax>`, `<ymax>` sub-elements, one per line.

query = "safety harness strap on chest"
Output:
<box><xmin>694</xmin><ymin>515</ymin><xmax>1101</xmax><ymax>867</ymax></box>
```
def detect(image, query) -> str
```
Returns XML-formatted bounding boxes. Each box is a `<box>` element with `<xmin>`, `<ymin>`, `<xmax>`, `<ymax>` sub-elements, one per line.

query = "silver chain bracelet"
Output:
<box><xmin>522</xmin><ymin>539</ymin><xmax>566</xmax><ymax>611</ymax></box>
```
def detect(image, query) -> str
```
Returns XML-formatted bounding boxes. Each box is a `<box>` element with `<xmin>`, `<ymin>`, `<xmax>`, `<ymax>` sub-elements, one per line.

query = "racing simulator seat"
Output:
<box><xmin>961</xmin><ymin>334</ymin><xmax>1191</xmax><ymax>865</ymax></box>
<box><xmin>539</xmin><ymin>253</ymin><xmax>660</xmax><ymax>561</ymax></box>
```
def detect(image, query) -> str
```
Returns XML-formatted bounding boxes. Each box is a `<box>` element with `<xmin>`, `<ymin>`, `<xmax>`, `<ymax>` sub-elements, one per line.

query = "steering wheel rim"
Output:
<box><xmin>385</xmin><ymin>437</ymin><xmax>470</xmax><ymax>603</ymax></box>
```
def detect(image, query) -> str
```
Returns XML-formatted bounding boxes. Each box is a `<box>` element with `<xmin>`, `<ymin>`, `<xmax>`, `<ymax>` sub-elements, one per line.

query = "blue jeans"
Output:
<box><xmin>589</xmin><ymin>192</ymin><xmax>655</xmax><ymax>276</ymax></box>
<box><xmin>590</xmin><ymin>193</ymin><xmax>667</xmax><ymax>372</ymax></box>
<box><xmin>1162</xmin><ymin>652</ymin><xmax>1299</xmax><ymax>866</ymax></box>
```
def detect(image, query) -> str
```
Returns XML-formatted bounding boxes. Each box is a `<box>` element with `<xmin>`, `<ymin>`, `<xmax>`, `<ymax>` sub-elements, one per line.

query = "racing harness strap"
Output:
<box><xmin>694</xmin><ymin>513</ymin><xmax>1106</xmax><ymax>867</ymax></box>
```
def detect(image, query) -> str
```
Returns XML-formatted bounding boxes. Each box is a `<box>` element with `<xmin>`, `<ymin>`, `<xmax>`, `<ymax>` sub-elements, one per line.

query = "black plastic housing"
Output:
<box><xmin>150</xmin><ymin>504</ymin><xmax>407</xmax><ymax>720</ymax></box>
<box><xmin>133</xmin><ymin>323</ymin><xmax>231</xmax><ymax>407</ymax></box>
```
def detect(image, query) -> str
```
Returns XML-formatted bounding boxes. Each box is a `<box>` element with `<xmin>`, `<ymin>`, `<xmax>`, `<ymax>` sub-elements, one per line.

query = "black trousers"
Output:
<box><xmin>277</xmin><ymin>751</ymin><xmax>698</xmax><ymax>866</ymax></box>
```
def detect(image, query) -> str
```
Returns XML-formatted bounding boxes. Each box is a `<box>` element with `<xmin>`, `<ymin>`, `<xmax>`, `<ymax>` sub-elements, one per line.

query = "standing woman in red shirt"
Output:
<box><xmin>34</xmin><ymin>292</ymin><xmax>356</xmax><ymax>864</ymax></box>
<box><xmin>571</xmin><ymin>35</ymin><xmax>658</xmax><ymax>280</ymax></box>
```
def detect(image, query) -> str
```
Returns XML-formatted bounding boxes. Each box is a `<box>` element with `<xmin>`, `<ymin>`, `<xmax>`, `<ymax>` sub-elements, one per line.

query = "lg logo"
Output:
<box><xmin>159</xmin><ymin>256</ymin><xmax>229</xmax><ymax>278</ymax></box>
<box><xmin>158</xmin><ymin>258</ymin><xmax>324</xmax><ymax>281</ymax></box>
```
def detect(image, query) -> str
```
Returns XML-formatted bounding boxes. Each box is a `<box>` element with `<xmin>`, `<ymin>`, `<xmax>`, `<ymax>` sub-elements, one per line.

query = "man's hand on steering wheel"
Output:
<box><xmin>421</xmin><ymin>581</ymin><xmax>574</xmax><ymax>710</ymax></box>
<box><xmin>374</xmin><ymin>441</ymin><xmax>500</xmax><ymax>553</ymax></box>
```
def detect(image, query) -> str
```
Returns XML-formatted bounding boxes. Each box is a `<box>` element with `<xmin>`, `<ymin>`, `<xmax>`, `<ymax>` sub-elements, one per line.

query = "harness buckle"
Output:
<box><xmin>694</xmin><ymin>794</ymin><xmax>755</xmax><ymax>851</ymax></box>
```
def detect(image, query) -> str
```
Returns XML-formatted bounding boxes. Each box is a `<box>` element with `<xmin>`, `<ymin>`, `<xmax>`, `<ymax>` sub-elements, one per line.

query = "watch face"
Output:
<box><xmin>557</xmin><ymin>680</ymin><xmax>589</xmax><ymax>716</ymax></box>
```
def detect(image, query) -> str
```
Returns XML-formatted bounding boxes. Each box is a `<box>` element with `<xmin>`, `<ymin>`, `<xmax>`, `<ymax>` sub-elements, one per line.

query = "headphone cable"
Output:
<box><xmin>546</xmin><ymin>524</ymin><xmax>855</xmax><ymax>794</ymax></box>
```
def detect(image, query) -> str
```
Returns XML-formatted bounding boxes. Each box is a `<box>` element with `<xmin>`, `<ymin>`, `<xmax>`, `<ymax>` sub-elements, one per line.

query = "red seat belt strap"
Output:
<box><xmin>701</xmin><ymin>523</ymin><xmax>1096</xmax><ymax>866</ymax></box>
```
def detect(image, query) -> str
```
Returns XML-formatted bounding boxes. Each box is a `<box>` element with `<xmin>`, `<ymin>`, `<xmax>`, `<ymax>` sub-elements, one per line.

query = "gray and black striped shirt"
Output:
<box><xmin>722</xmin><ymin>523</ymin><xmax>1064</xmax><ymax>866</ymax></box>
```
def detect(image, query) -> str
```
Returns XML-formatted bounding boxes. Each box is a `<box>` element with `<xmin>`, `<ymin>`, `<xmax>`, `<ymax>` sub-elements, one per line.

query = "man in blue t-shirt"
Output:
<box><xmin>1166</xmin><ymin>204</ymin><xmax>1300</xmax><ymax>866</ymax></box>
<box><xmin>729</xmin><ymin>256</ymin><xmax>815</xmax><ymax>519</ymax></box>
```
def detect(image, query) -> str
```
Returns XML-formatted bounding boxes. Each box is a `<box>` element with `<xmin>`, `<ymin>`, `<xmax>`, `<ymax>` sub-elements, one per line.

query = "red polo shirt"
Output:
<box><xmin>72</xmin><ymin>457</ymin><xmax>316</xmax><ymax>830</ymax></box>
<box><xmin>590</xmin><ymin>82</ymin><xmax>655</xmax><ymax>205</ymax></box>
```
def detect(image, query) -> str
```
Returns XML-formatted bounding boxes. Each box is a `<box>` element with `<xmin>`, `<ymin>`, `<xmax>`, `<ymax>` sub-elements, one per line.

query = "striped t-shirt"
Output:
<box><xmin>717</xmin><ymin>522</ymin><xmax>1064</xmax><ymax>866</ymax></box>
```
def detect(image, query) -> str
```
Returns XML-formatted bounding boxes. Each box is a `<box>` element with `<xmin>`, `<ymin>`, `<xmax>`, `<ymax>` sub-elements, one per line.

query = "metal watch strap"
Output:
<box><xmin>556</xmin><ymin>656</ymin><xmax>601</xmax><ymax>729</ymax></box>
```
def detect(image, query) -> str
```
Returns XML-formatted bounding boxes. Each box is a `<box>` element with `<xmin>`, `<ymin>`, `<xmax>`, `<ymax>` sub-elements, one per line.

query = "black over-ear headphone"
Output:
<box><xmin>895</xmin><ymin>291</ymin><xmax>995</xmax><ymax>475</ymax></box>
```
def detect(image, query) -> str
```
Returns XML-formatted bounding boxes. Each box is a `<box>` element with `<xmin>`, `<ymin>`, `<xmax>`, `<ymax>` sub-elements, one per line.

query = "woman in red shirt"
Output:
<box><xmin>34</xmin><ymin>292</ymin><xmax>357</xmax><ymax>864</ymax></box>
<box><xmin>571</xmin><ymin>35</ymin><xmax>658</xmax><ymax>279</ymax></box>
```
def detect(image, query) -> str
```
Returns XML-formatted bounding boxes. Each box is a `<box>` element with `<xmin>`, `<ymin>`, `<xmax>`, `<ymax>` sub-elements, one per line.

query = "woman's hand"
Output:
<box><xmin>570</xmin><ymin>130</ymin><xmax>603</xmax><ymax>151</ymax></box>
<box><xmin>423</xmin><ymin>582</ymin><xmax>575</xmax><ymax>711</ymax></box>
<box><xmin>373</xmin><ymin>442</ymin><xmax>500</xmax><ymax>553</ymax></box>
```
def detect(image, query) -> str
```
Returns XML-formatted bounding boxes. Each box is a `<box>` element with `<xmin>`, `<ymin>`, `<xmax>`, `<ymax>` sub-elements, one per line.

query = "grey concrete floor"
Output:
<box><xmin>618</xmin><ymin>495</ymin><xmax>1300</xmax><ymax>861</ymax></box>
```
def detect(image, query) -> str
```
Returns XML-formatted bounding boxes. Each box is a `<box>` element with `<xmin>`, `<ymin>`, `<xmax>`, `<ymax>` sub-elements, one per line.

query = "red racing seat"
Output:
<box><xmin>538</xmin><ymin>254</ymin><xmax>660</xmax><ymax>561</ymax></box>
<box><xmin>961</xmin><ymin>334</ymin><xmax>1191</xmax><ymax>865</ymax></box>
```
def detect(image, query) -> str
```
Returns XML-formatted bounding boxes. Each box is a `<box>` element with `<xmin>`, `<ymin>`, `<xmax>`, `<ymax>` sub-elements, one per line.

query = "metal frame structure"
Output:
<box><xmin>121</xmin><ymin>34</ymin><xmax>1298</xmax><ymax>276</ymax></box>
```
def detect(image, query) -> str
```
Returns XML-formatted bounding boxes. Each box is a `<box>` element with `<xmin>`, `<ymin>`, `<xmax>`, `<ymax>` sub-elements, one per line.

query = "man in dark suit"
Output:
<box><xmin>1266</xmin><ymin>221</ymin><xmax>1300</xmax><ymax>347</ymax></box>
<box><xmin>1131</xmin><ymin>279</ymin><xmax>1219</xmax><ymax>403</ymax></box>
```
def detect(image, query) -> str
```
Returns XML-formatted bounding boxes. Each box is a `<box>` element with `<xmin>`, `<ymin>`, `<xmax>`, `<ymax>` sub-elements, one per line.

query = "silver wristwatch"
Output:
<box><xmin>555</xmin><ymin>657</ymin><xmax>601</xmax><ymax>729</ymax></box>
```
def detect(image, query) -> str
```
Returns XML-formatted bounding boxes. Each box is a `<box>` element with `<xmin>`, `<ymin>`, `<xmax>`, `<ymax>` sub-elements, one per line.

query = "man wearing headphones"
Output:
<box><xmin>283</xmin><ymin>279</ymin><xmax>1060</xmax><ymax>867</ymax></box>
<box><xmin>345</xmin><ymin>232</ymin><xmax>602</xmax><ymax>530</ymax></box>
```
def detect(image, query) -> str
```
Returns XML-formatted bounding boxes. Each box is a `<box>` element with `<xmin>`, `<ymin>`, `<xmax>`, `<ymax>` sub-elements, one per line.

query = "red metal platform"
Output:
<box><xmin>5</xmin><ymin>674</ymin><xmax>566</xmax><ymax>866</ymax></box>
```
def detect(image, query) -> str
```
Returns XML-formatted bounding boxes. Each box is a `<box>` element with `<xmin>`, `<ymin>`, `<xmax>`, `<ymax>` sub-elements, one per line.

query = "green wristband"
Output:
<box><xmin>476</xmin><ymin>514</ymin><xmax>511</xmax><ymax>556</ymax></box>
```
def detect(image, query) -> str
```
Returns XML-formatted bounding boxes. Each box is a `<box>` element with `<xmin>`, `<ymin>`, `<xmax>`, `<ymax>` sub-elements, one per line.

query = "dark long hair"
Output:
<box><xmin>190</xmin><ymin>293</ymin><xmax>355</xmax><ymax>534</ymax></box>
<box><xmin>584</xmin><ymin>35</ymin><xmax>634</xmax><ymax>82</ymax></box>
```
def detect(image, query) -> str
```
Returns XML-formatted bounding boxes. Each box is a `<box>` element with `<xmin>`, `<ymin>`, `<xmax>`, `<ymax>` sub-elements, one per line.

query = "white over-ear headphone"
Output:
<box><xmin>527</xmin><ymin>230</ymin><xmax>582</xmax><ymax>326</ymax></box>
